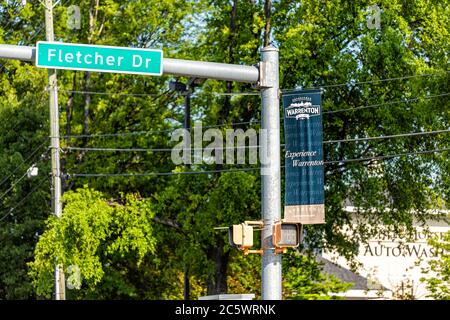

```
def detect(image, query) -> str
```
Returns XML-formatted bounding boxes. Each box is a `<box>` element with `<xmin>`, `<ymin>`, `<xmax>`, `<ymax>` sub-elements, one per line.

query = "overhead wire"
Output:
<box><xmin>63</xmin><ymin>128</ymin><xmax>450</xmax><ymax>153</ymax></box>
<box><xmin>323</xmin><ymin>92</ymin><xmax>450</xmax><ymax>115</ymax></box>
<box><xmin>68</xmin><ymin>147</ymin><xmax>450</xmax><ymax>178</ymax></box>
<box><xmin>62</xmin><ymin>121</ymin><xmax>261</xmax><ymax>139</ymax></box>
<box><xmin>0</xmin><ymin>0</ymin><xmax>71</xmax><ymax>73</ymax></box>
<box><xmin>0</xmin><ymin>138</ymin><xmax>49</xmax><ymax>189</ymax></box>
<box><xmin>324</xmin><ymin>147</ymin><xmax>450</xmax><ymax>165</ymax></box>
<box><xmin>321</xmin><ymin>128</ymin><xmax>450</xmax><ymax>145</ymax></box>
<box><xmin>0</xmin><ymin>5</ymin><xmax>17</xmax><ymax>32</ymax></box>
<box><xmin>1</xmin><ymin>13</ymin><xmax>449</xmax><ymax>184</ymax></box>
<box><xmin>213</xmin><ymin>92</ymin><xmax>260</xmax><ymax>96</ymax></box>
<box><xmin>59</xmin><ymin>90</ymin><xmax>449</xmax><ymax>140</ymax></box>
<box><xmin>282</xmin><ymin>70</ymin><xmax>450</xmax><ymax>92</ymax></box>
<box><xmin>58</xmin><ymin>89</ymin><xmax>167</xmax><ymax>97</ymax></box>
<box><xmin>0</xmin><ymin>170</ymin><xmax>29</xmax><ymax>201</ymax></box>
<box><xmin>70</xmin><ymin>167</ymin><xmax>260</xmax><ymax>178</ymax></box>
<box><xmin>55</xmin><ymin>71</ymin><xmax>450</xmax><ymax>97</ymax></box>
<box><xmin>0</xmin><ymin>176</ymin><xmax>48</xmax><ymax>223</ymax></box>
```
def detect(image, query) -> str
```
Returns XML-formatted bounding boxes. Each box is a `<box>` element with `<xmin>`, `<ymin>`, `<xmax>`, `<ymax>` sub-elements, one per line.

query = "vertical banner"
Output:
<box><xmin>283</xmin><ymin>89</ymin><xmax>325</xmax><ymax>224</ymax></box>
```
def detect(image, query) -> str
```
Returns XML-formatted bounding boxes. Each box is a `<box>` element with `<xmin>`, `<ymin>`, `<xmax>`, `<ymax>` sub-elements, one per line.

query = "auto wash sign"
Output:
<box><xmin>36</xmin><ymin>41</ymin><xmax>163</xmax><ymax>76</ymax></box>
<box><xmin>283</xmin><ymin>89</ymin><xmax>325</xmax><ymax>224</ymax></box>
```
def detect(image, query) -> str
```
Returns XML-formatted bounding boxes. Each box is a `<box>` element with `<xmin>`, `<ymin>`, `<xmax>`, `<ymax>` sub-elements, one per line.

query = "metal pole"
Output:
<box><xmin>0</xmin><ymin>46</ymin><xmax>260</xmax><ymax>83</ymax></box>
<box><xmin>0</xmin><ymin>44</ymin><xmax>35</xmax><ymax>61</ymax></box>
<box><xmin>184</xmin><ymin>90</ymin><xmax>191</xmax><ymax>131</ymax></box>
<box><xmin>184</xmin><ymin>85</ymin><xmax>191</xmax><ymax>300</ymax></box>
<box><xmin>260</xmin><ymin>46</ymin><xmax>281</xmax><ymax>300</ymax></box>
<box><xmin>163</xmin><ymin>58</ymin><xmax>259</xmax><ymax>83</ymax></box>
<box><xmin>44</xmin><ymin>0</ymin><xmax>65</xmax><ymax>300</ymax></box>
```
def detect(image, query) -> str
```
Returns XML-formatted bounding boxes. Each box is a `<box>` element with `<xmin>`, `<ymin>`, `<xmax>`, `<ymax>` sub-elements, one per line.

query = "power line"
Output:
<box><xmin>322</xmin><ymin>128</ymin><xmax>450</xmax><ymax>145</ymax></box>
<box><xmin>214</xmin><ymin>92</ymin><xmax>260</xmax><ymax>96</ymax></box>
<box><xmin>63</xmin><ymin>130</ymin><xmax>174</xmax><ymax>139</ymax></box>
<box><xmin>282</xmin><ymin>70</ymin><xmax>450</xmax><ymax>92</ymax></box>
<box><xmin>55</xmin><ymin>71</ymin><xmax>450</xmax><ymax>98</ymax></box>
<box><xmin>67</xmin><ymin>147</ymin><xmax>450</xmax><ymax>178</ymax></box>
<box><xmin>0</xmin><ymin>138</ymin><xmax>49</xmax><ymax>189</ymax></box>
<box><xmin>0</xmin><ymin>171</ymin><xmax>28</xmax><ymax>201</ymax></box>
<box><xmin>69</xmin><ymin>166</ymin><xmax>260</xmax><ymax>178</ymax></box>
<box><xmin>323</xmin><ymin>92</ymin><xmax>450</xmax><ymax>115</ymax></box>
<box><xmin>60</xmin><ymin>90</ymin><xmax>449</xmax><ymax>140</ymax></box>
<box><xmin>28</xmin><ymin>0</ymin><xmax>71</xmax><ymax>43</ymax></box>
<box><xmin>0</xmin><ymin>0</ymin><xmax>71</xmax><ymax>72</ymax></box>
<box><xmin>58</xmin><ymin>89</ymin><xmax>167</xmax><ymax>97</ymax></box>
<box><xmin>63</xmin><ymin>128</ymin><xmax>450</xmax><ymax>153</ymax></box>
<box><xmin>62</xmin><ymin>121</ymin><xmax>261</xmax><ymax>139</ymax></box>
<box><xmin>66</xmin><ymin>146</ymin><xmax>174</xmax><ymax>152</ymax></box>
<box><xmin>58</xmin><ymin>89</ymin><xmax>261</xmax><ymax>97</ymax></box>
<box><xmin>0</xmin><ymin>146</ymin><xmax>49</xmax><ymax>201</ymax></box>
<box><xmin>65</xmin><ymin>144</ymin><xmax>261</xmax><ymax>153</ymax></box>
<box><xmin>0</xmin><ymin>177</ymin><xmax>48</xmax><ymax>223</ymax></box>
<box><xmin>325</xmin><ymin>147</ymin><xmax>450</xmax><ymax>165</ymax></box>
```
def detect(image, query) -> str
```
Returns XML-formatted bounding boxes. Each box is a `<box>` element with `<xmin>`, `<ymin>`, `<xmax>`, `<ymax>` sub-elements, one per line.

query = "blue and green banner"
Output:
<box><xmin>283</xmin><ymin>89</ymin><xmax>325</xmax><ymax>224</ymax></box>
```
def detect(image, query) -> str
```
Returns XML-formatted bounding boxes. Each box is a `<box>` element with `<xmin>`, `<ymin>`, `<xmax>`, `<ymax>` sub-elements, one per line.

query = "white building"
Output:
<box><xmin>320</xmin><ymin>207</ymin><xmax>449</xmax><ymax>300</ymax></box>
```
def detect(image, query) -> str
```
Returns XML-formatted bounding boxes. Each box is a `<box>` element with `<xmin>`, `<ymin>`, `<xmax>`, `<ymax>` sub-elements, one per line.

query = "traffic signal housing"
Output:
<box><xmin>273</xmin><ymin>221</ymin><xmax>302</xmax><ymax>248</ymax></box>
<box><xmin>229</xmin><ymin>223</ymin><xmax>254</xmax><ymax>248</ymax></box>
<box><xmin>227</xmin><ymin>221</ymin><xmax>301</xmax><ymax>255</ymax></box>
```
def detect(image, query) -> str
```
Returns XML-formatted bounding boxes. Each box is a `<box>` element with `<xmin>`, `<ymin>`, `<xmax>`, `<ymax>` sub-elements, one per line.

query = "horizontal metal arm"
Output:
<box><xmin>163</xmin><ymin>58</ymin><xmax>259</xmax><ymax>83</ymax></box>
<box><xmin>0</xmin><ymin>44</ymin><xmax>35</xmax><ymax>61</ymax></box>
<box><xmin>0</xmin><ymin>44</ymin><xmax>259</xmax><ymax>83</ymax></box>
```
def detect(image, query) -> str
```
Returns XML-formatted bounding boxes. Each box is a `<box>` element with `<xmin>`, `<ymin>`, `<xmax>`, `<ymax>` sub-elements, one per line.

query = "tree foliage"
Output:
<box><xmin>274</xmin><ymin>0</ymin><xmax>449</xmax><ymax>259</ymax></box>
<box><xmin>28</xmin><ymin>187</ymin><xmax>156</xmax><ymax>298</ymax></box>
<box><xmin>283</xmin><ymin>251</ymin><xmax>352</xmax><ymax>300</ymax></box>
<box><xmin>421</xmin><ymin>230</ymin><xmax>450</xmax><ymax>300</ymax></box>
<box><xmin>0</xmin><ymin>0</ymin><xmax>448</xmax><ymax>299</ymax></box>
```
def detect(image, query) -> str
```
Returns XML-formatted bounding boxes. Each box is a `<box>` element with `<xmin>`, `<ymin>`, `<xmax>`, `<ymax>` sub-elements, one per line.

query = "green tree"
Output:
<box><xmin>1</xmin><ymin>0</ymin><xmax>199</xmax><ymax>299</ymax></box>
<box><xmin>421</xmin><ymin>230</ymin><xmax>450</xmax><ymax>300</ymax></box>
<box><xmin>1</xmin><ymin>0</ymin><xmax>449</xmax><ymax>300</ymax></box>
<box><xmin>0</xmin><ymin>31</ymin><xmax>50</xmax><ymax>298</ymax></box>
<box><xmin>29</xmin><ymin>187</ymin><xmax>157</xmax><ymax>298</ymax></box>
<box><xmin>152</xmin><ymin>171</ymin><xmax>261</xmax><ymax>296</ymax></box>
<box><xmin>273</xmin><ymin>0</ymin><xmax>449</xmax><ymax>259</ymax></box>
<box><xmin>283</xmin><ymin>251</ymin><xmax>352</xmax><ymax>300</ymax></box>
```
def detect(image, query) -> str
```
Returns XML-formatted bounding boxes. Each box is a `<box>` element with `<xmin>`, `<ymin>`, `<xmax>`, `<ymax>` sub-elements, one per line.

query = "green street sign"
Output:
<box><xmin>36</xmin><ymin>41</ymin><xmax>163</xmax><ymax>76</ymax></box>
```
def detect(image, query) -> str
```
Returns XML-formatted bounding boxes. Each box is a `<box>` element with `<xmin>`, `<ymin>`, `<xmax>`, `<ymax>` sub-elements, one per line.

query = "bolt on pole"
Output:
<box><xmin>260</xmin><ymin>46</ymin><xmax>282</xmax><ymax>300</ymax></box>
<box><xmin>44</xmin><ymin>0</ymin><xmax>65</xmax><ymax>300</ymax></box>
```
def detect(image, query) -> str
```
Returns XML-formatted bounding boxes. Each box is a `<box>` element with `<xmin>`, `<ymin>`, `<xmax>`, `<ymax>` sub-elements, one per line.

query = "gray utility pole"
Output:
<box><xmin>183</xmin><ymin>83</ymin><xmax>190</xmax><ymax>301</ymax></box>
<box><xmin>260</xmin><ymin>47</ymin><xmax>281</xmax><ymax>300</ymax></box>
<box><xmin>44</xmin><ymin>0</ymin><xmax>65</xmax><ymax>300</ymax></box>
<box><xmin>0</xmin><ymin>44</ymin><xmax>280</xmax><ymax>300</ymax></box>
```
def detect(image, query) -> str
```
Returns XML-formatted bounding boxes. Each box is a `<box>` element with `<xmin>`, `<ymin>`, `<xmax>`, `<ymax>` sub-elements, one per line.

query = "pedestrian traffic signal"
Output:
<box><xmin>273</xmin><ymin>222</ymin><xmax>301</xmax><ymax>248</ymax></box>
<box><xmin>229</xmin><ymin>223</ymin><xmax>253</xmax><ymax>248</ymax></box>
